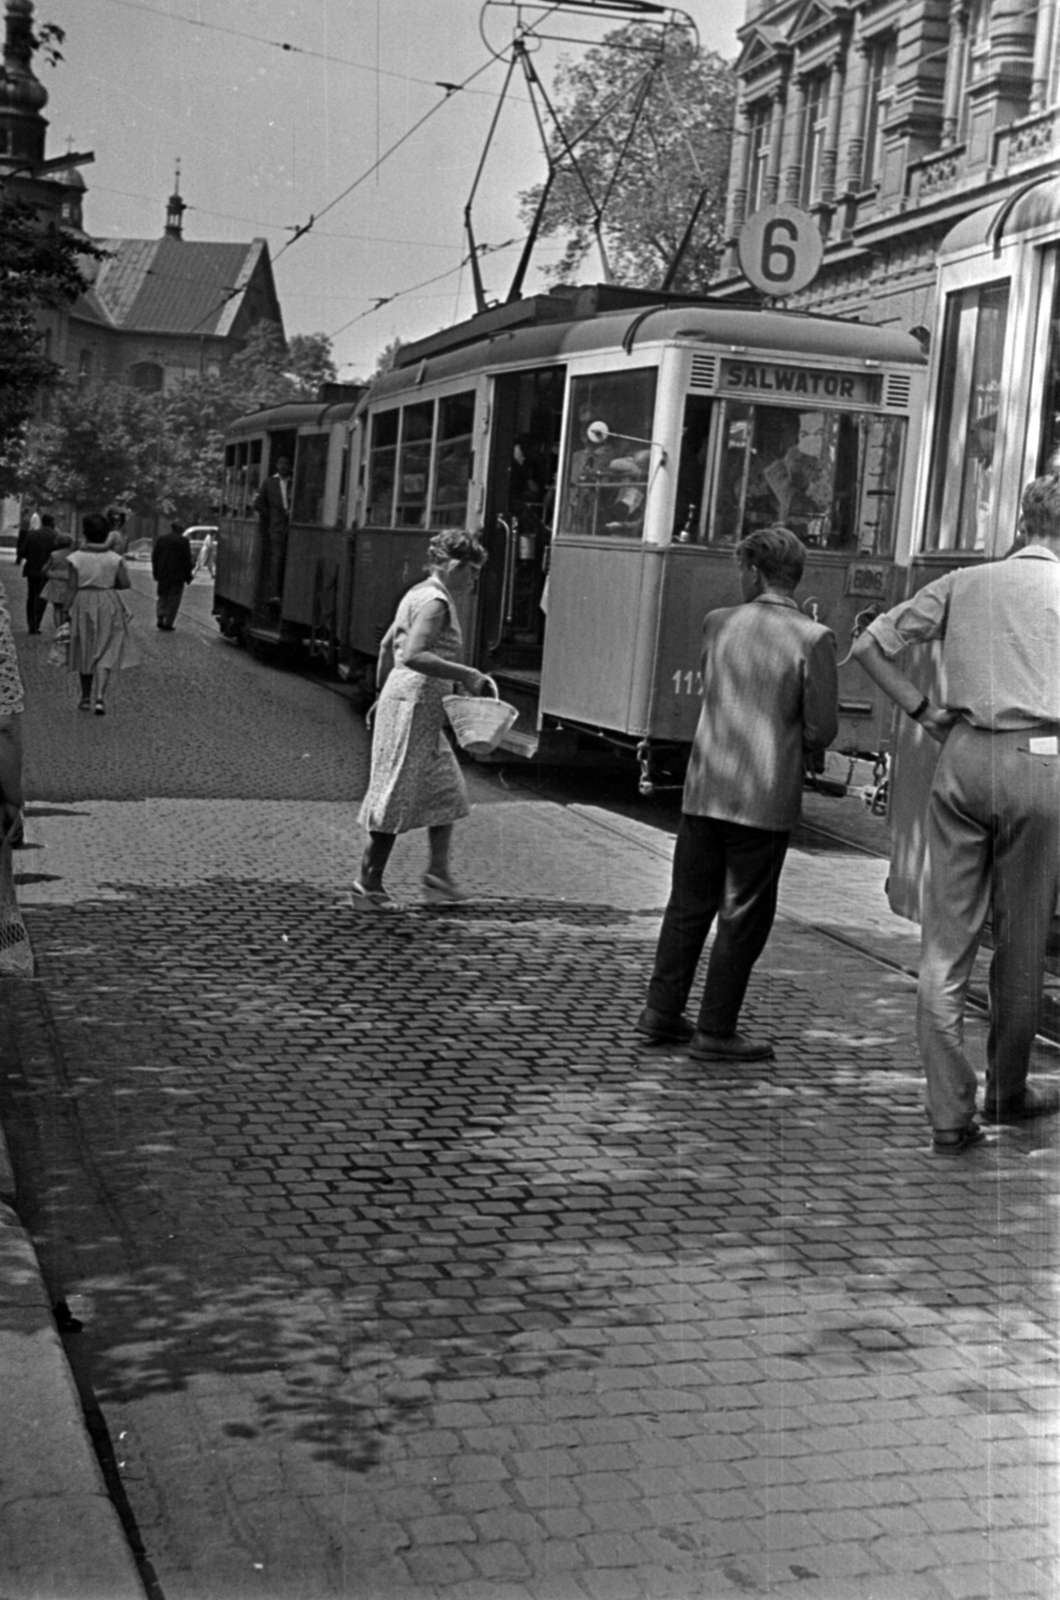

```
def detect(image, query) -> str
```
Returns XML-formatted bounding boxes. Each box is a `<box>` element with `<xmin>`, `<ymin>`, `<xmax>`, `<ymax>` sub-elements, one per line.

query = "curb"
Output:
<box><xmin>0</xmin><ymin>996</ymin><xmax>148</xmax><ymax>1600</ymax></box>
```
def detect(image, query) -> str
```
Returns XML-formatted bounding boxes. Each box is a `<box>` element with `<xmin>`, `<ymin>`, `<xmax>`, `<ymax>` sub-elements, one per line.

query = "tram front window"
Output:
<box><xmin>705</xmin><ymin>401</ymin><xmax>901</xmax><ymax>555</ymax></box>
<box><xmin>559</xmin><ymin>369</ymin><xmax>658</xmax><ymax>537</ymax></box>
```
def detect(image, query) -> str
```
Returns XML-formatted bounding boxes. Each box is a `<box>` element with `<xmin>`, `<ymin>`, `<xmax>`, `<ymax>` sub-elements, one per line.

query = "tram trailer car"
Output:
<box><xmin>877</xmin><ymin>177</ymin><xmax>1060</xmax><ymax>957</ymax></box>
<box><xmin>217</xmin><ymin>285</ymin><xmax>928</xmax><ymax>784</ymax></box>
<box><xmin>214</xmin><ymin>394</ymin><xmax>362</xmax><ymax>667</ymax></box>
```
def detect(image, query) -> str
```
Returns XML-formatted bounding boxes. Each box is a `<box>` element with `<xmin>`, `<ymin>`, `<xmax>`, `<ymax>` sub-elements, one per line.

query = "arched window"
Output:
<box><xmin>78</xmin><ymin>349</ymin><xmax>92</xmax><ymax>388</ymax></box>
<box><xmin>129</xmin><ymin>361</ymin><xmax>164</xmax><ymax>393</ymax></box>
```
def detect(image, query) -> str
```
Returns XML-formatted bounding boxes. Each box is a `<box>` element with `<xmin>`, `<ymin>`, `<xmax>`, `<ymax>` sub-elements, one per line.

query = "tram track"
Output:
<box><xmin>297</xmin><ymin>655</ymin><xmax>1060</xmax><ymax>1051</ymax></box>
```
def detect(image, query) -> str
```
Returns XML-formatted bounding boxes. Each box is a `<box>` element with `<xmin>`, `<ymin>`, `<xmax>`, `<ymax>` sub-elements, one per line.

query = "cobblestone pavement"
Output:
<box><xmin>0</xmin><ymin>560</ymin><xmax>1057</xmax><ymax>1600</ymax></box>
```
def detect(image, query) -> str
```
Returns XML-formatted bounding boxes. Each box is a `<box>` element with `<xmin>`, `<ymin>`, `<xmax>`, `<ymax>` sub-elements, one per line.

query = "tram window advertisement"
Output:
<box><xmin>924</xmin><ymin>280</ymin><xmax>1009</xmax><ymax>552</ymax></box>
<box><xmin>395</xmin><ymin>401</ymin><xmax>434</xmax><ymax>527</ymax></box>
<box><xmin>431</xmin><ymin>392</ymin><xmax>476</xmax><ymax>528</ymax></box>
<box><xmin>703</xmin><ymin>401</ymin><xmax>903</xmax><ymax>553</ymax></box>
<box><xmin>559</xmin><ymin>369</ymin><xmax>658</xmax><ymax>538</ymax></box>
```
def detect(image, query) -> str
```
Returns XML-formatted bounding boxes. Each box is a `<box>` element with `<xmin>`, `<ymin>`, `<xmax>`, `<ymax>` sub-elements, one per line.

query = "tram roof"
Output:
<box><xmin>225</xmin><ymin>396</ymin><xmax>361</xmax><ymax>438</ymax></box>
<box><xmin>369</xmin><ymin>291</ymin><xmax>925</xmax><ymax>403</ymax></box>
<box><xmin>940</xmin><ymin>174</ymin><xmax>1060</xmax><ymax>257</ymax></box>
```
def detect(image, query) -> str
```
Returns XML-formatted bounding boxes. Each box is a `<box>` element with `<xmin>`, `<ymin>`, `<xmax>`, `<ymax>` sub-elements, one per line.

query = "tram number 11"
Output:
<box><xmin>672</xmin><ymin>669</ymin><xmax>703</xmax><ymax>697</ymax></box>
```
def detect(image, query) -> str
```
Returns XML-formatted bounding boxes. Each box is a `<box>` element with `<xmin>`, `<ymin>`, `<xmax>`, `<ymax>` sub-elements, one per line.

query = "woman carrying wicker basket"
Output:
<box><xmin>355</xmin><ymin>530</ymin><xmax>490</xmax><ymax>909</ymax></box>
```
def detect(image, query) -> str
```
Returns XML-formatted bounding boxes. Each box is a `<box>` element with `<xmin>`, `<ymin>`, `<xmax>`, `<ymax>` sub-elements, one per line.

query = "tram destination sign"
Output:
<box><xmin>719</xmin><ymin>360</ymin><xmax>882</xmax><ymax>407</ymax></box>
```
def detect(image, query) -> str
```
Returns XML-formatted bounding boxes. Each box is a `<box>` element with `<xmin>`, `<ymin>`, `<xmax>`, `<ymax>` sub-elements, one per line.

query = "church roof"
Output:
<box><xmin>74</xmin><ymin>236</ymin><xmax>275</xmax><ymax>338</ymax></box>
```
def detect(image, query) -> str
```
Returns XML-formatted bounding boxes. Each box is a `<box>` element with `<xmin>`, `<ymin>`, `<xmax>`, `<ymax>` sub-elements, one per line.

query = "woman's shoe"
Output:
<box><xmin>350</xmin><ymin>881</ymin><xmax>398</xmax><ymax>911</ymax></box>
<box><xmin>931</xmin><ymin>1122</ymin><xmax>987</xmax><ymax>1155</ymax></box>
<box><xmin>94</xmin><ymin>701</ymin><xmax>106</xmax><ymax>716</ymax></box>
<box><xmin>423</xmin><ymin>873</ymin><xmax>467</xmax><ymax>903</ymax></box>
<box><xmin>77</xmin><ymin>697</ymin><xmax>91</xmax><ymax>712</ymax></box>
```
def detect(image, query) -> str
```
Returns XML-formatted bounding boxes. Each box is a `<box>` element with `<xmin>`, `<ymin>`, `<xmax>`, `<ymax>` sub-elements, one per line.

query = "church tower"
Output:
<box><xmin>0</xmin><ymin>0</ymin><xmax>48</xmax><ymax>173</ymax></box>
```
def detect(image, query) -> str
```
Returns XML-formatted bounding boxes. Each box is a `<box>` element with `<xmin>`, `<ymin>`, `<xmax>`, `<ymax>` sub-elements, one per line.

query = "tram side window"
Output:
<box><xmin>366</xmin><ymin>409</ymin><xmax>399</xmax><ymax>526</ymax></box>
<box><xmin>395</xmin><ymin>401</ymin><xmax>435</xmax><ymax>528</ymax></box>
<box><xmin>559</xmin><ymin>369</ymin><xmax>658</xmax><ymax>537</ymax></box>
<box><xmin>709</xmin><ymin>402</ymin><xmax>861</xmax><ymax>549</ymax></box>
<box><xmin>924</xmin><ymin>280</ymin><xmax>1009</xmax><ymax>551</ymax></box>
<box><xmin>432</xmin><ymin>391</ymin><xmax>476</xmax><ymax>527</ymax></box>
<box><xmin>222</xmin><ymin>444</ymin><xmax>237</xmax><ymax>517</ymax></box>
<box><xmin>292</xmin><ymin>434</ymin><xmax>329</xmax><ymax>525</ymax></box>
<box><xmin>246</xmin><ymin>440</ymin><xmax>263</xmax><ymax>511</ymax></box>
<box><xmin>673</xmin><ymin>395</ymin><xmax>714</xmax><ymax>541</ymax></box>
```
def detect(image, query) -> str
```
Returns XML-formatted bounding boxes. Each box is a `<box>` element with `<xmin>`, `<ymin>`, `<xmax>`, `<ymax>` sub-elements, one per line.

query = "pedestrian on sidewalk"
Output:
<box><xmin>66</xmin><ymin>512</ymin><xmax>139</xmax><ymax>716</ymax></box>
<box><xmin>637</xmin><ymin>524</ymin><xmax>838</xmax><ymax>1062</ymax></box>
<box><xmin>355</xmin><ymin>529</ymin><xmax>491</xmax><ymax>909</ymax></box>
<box><xmin>18</xmin><ymin>511</ymin><xmax>59</xmax><ymax>634</ymax></box>
<box><xmin>852</xmin><ymin>472</ymin><xmax>1060</xmax><ymax>1154</ymax></box>
<box><xmin>40</xmin><ymin>527</ymin><xmax>75</xmax><ymax>634</ymax></box>
<box><xmin>0</xmin><ymin>579</ymin><xmax>25</xmax><ymax>847</ymax></box>
<box><xmin>152</xmin><ymin>520</ymin><xmax>195</xmax><ymax>630</ymax></box>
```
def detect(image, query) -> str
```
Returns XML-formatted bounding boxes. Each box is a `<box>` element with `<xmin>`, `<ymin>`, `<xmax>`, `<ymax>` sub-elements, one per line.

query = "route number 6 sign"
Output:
<box><xmin>738</xmin><ymin>204</ymin><xmax>823</xmax><ymax>296</ymax></box>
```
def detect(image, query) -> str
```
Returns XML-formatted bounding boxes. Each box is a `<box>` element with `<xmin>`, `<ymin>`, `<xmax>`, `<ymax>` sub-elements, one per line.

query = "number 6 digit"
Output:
<box><xmin>762</xmin><ymin>218</ymin><xmax>797</xmax><ymax>284</ymax></box>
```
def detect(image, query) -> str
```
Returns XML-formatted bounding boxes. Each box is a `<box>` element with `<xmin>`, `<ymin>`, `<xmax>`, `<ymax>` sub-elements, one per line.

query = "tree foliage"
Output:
<box><xmin>17</xmin><ymin>322</ymin><xmax>339</xmax><ymax>522</ymax></box>
<box><xmin>519</xmin><ymin>24</ymin><xmax>736</xmax><ymax>294</ymax></box>
<box><xmin>0</xmin><ymin>194</ymin><xmax>103</xmax><ymax>496</ymax></box>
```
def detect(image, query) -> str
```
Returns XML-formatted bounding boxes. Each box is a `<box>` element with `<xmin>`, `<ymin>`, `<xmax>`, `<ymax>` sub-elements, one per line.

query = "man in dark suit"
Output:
<box><xmin>18</xmin><ymin>513</ymin><xmax>58</xmax><ymax>634</ymax></box>
<box><xmin>152</xmin><ymin>521</ymin><xmax>195</xmax><ymax>631</ymax></box>
<box><xmin>253</xmin><ymin>456</ymin><xmax>293</xmax><ymax>609</ymax></box>
<box><xmin>637</xmin><ymin>524</ymin><xmax>839</xmax><ymax>1062</ymax></box>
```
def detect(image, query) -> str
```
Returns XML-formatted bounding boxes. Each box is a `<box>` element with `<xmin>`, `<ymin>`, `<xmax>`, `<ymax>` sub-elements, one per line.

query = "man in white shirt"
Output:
<box><xmin>852</xmin><ymin>473</ymin><xmax>1060</xmax><ymax>1153</ymax></box>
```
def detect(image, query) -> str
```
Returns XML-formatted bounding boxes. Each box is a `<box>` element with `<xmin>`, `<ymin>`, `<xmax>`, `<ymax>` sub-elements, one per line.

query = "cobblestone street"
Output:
<box><xmin>0</xmin><ymin>559</ymin><xmax>1057</xmax><ymax>1600</ymax></box>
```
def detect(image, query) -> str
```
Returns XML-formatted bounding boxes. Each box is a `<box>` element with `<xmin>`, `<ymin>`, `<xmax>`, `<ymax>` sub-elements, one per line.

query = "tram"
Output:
<box><xmin>215</xmin><ymin>283</ymin><xmax>927</xmax><ymax>781</ymax></box>
<box><xmin>883</xmin><ymin>174</ymin><xmax>1060</xmax><ymax>922</ymax></box>
<box><xmin>214</xmin><ymin>391</ymin><xmax>363</xmax><ymax>668</ymax></box>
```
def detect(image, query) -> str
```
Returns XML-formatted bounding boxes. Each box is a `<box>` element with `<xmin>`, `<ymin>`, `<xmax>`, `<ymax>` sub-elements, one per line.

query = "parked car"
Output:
<box><xmin>184</xmin><ymin>525</ymin><xmax>217</xmax><ymax>564</ymax></box>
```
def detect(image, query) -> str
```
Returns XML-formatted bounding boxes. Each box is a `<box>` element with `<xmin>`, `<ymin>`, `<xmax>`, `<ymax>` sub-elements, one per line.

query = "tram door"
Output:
<box><xmin>479</xmin><ymin>367</ymin><xmax>565</xmax><ymax>687</ymax></box>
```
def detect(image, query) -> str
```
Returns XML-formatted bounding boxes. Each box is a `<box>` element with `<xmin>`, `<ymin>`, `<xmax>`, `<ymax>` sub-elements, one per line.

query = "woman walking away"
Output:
<box><xmin>41</xmin><ymin>525</ymin><xmax>74</xmax><ymax>633</ymax></box>
<box><xmin>356</xmin><ymin>530</ymin><xmax>490</xmax><ymax>908</ymax></box>
<box><xmin>66</xmin><ymin>511</ymin><xmax>139</xmax><ymax>715</ymax></box>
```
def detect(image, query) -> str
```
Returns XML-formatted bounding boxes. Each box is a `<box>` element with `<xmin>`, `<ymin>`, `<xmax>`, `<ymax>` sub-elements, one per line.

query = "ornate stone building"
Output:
<box><xmin>713</xmin><ymin>0</ymin><xmax>1060</xmax><ymax>331</ymax></box>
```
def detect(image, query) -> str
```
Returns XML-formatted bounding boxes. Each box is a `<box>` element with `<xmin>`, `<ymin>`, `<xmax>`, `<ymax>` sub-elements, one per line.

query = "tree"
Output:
<box><xmin>373</xmin><ymin>337</ymin><xmax>405</xmax><ymax>377</ymax></box>
<box><xmin>519</xmin><ymin>24</ymin><xmax>736</xmax><ymax>294</ymax></box>
<box><xmin>0</xmin><ymin>194</ymin><xmax>102</xmax><ymax>496</ymax></box>
<box><xmin>18</xmin><ymin>323</ymin><xmax>340</xmax><ymax>522</ymax></box>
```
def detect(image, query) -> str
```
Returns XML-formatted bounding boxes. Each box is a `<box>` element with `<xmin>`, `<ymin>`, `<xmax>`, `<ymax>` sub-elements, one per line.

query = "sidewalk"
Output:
<box><xmin>0</xmin><ymin>793</ymin><xmax>1057</xmax><ymax>1599</ymax></box>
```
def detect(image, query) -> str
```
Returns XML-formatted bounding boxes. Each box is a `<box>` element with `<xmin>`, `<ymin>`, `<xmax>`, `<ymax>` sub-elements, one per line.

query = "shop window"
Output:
<box><xmin>925</xmin><ymin>279</ymin><xmax>1009</xmax><ymax>551</ymax></box>
<box><xmin>366</xmin><ymin>409</ymin><xmax>399</xmax><ymax>526</ymax></box>
<box><xmin>559</xmin><ymin>369</ymin><xmax>658</xmax><ymax>538</ymax></box>
<box><xmin>861</xmin><ymin>34</ymin><xmax>897</xmax><ymax>189</ymax></box>
<box><xmin>431</xmin><ymin>391</ymin><xmax>476</xmax><ymax>527</ymax></box>
<box><xmin>395</xmin><ymin>401</ymin><xmax>435</xmax><ymax>528</ymax></box>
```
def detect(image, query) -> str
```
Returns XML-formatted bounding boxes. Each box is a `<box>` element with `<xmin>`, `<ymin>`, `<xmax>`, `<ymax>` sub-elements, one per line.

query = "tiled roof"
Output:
<box><xmin>80</xmin><ymin>237</ymin><xmax>267</xmax><ymax>336</ymax></box>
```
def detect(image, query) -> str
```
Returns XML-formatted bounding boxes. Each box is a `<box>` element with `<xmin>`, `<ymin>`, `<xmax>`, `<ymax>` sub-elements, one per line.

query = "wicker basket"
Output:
<box><xmin>443</xmin><ymin>688</ymin><xmax>518</xmax><ymax>756</ymax></box>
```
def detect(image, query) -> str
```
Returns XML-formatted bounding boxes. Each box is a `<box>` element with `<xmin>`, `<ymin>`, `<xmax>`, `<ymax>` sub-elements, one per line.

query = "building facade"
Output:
<box><xmin>714</xmin><ymin>0</ymin><xmax>1060</xmax><ymax>332</ymax></box>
